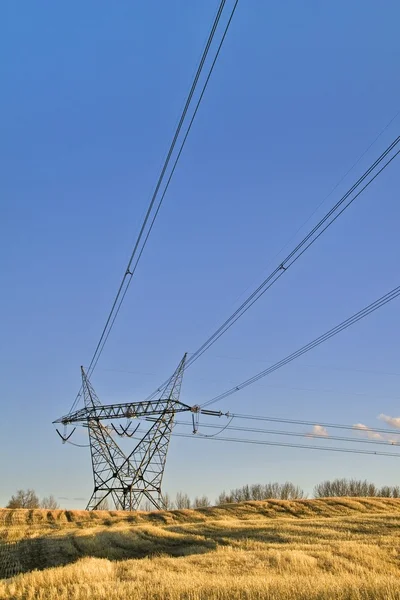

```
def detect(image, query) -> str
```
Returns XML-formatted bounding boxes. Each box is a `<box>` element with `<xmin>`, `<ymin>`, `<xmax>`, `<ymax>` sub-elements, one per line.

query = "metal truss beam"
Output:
<box><xmin>55</xmin><ymin>399</ymin><xmax>192</xmax><ymax>425</ymax></box>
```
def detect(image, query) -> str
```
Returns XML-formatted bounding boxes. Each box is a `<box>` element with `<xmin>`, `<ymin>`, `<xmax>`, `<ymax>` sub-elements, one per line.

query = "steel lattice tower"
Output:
<box><xmin>55</xmin><ymin>354</ymin><xmax>195</xmax><ymax>510</ymax></box>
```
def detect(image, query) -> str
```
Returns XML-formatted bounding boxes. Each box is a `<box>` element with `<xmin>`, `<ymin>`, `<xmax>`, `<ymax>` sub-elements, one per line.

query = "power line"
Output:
<box><xmin>231</xmin><ymin>109</ymin><xmax>400</xmax><ymax>307</ymax></box>
<box><xmin>85</xmin><ymin>0</ymin><xmax>227</xmax><ymax>378</ymax></box>
<box><xmin>86</xmin><ymin>0</ymin><xmax>240</xmax><ymax>381</ymax></box>
<box><xmin>172</xmin><ymin>419</ymin><xmax>400</xmax><ymax>447</ymax></box>
<box><xmin>186</xmin><ymin>141</ymin><xmax>400</xmax><ymax>370</ymax></box>
<box><xmin>147</xmin><ymin>136</ymin><xmax>400</xmax><ymax>400</ymax></box>
<box><xmin>172</xmin><ymin>432</ymin><xmax>400</xmax><ymax>458</ymax></box>
<box><xmin>68</xmin><ymin>0</ymin><xmax>239</xmax><ymax>413</ymax></box>
<box><xmin>228</xmin><ymin>412</ymin><xmax>400</xmax><ymax>437</ymax></box>
<box><xmin>201</xmin><ymin>283</ymin><xmax>400</xmax><ymax>407</ymax></box>
<box><xmin>57</xmin><ymin>414</ymin><xmax>400</xmax><ymax>452</ymax></box>
<box><xmin>186</xmin><ymin>353</ymin><xmax>400</xmax><ymax>379</ymax></box>
<box><xmin>59</xmin><ymin>418</ymin><xmax>400</xmax><ymax>454</ymax></box>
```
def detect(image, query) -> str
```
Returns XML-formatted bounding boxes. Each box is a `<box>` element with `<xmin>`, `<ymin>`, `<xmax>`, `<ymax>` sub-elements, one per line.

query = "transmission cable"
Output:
<box><xmin>68</xmin><ymin>0</ymin><xmax>239</xmax><ymax>414</ymax></box>
<box><xmin>223</xmin><ymin>412</ymin><xmax>400</xmax><ymax>437</ymax></box>
<box><xmin>200</xmin><ymin>283</ymin><xmax>400</xmax><ymax>407</ymax></box>
<box><xmin>157</xmin><ymin>413</ymin><xmax>400</xmax><ymax>438</ymax></box>
<box><xmin>54</xmin><ymin>416</ymin><xmax>400</xmax><ymax>452</ymax></box>
<box><xmin>232</xmin><ymin>109</ymin><xmax>399</xmax><ymax>307</ymax></box>
<box><xmin>86</xmin><ymin>0</ymin><xmax>240</xmax><ymax>381</ymax></box>
<box><xmin>61</xmin><ymin>431</ymin><xmax>400</xmax><ymax>458</ymax></box>
<box><xmin>172</xmin><ymin>432</ymin><xmax>400</xmax><ymax>458</ymax></box>
<box><xmin>172</xmin><ymin>419</ymin><xmax>400</xmax><ymax>447</ymax></box>
<box><xmin>147</xmin><ymin>136</ymin><xmax>400</xmax><ymax>400</ymax></box>
<box><xmin>186</xmin><ymin>140</ymin><xmax>400</xmax><ymax>369</ymax></box>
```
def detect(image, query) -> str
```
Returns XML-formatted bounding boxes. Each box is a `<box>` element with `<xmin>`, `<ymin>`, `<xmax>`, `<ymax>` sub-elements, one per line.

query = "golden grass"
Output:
<box><xmin>1</xmin><ymin>498</ymin><xmax>400</xmax><ymax>599</ymax></box>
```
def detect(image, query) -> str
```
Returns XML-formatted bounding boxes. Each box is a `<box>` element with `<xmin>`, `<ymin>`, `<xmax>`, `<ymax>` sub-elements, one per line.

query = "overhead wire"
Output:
<box><xmin>67</xmin><ymin>0</ymin><xmax>239</xmax><ymax>414</ymax></box>
<box><xmin>201</xmin><ymin>283</ymin><xmax>400</xmax><ymax>407</ymax></box>
<box><xmin>87</xmin><ymin>0</ymin><xmax>240</xmax><ymax>380</ymax></box>
<box><xmin>84</xmin><ymin>0</ymin><xmax>227</xmax><ymax>378</ymax></box>
<box><xmin>194</xmin><ymin>415</ymin><xmax>235</xmax><ymax>438</ymax></box>
<box><xmin>172</xmin><ymin>419</ymin><xmax>400</xmax><ymax>447</ymax></box>
<box><xmin>147</xmin><ymin>136</ymin><xmax>400</xmax><ymax>400</ymax></box>
<box><xmin>171</xmin><ymin>432</ymin><xmax>400</xmax><ymax>458</ymax></box>
<box><xmin>56</xmin><ymin>412</ymin><xmax>400</xmax><ymax>444</ymax></box>
<box><xmin>231</xmin><ymin>109</ymin><xmax>400</xmax><ymax>306</ymax></box>
<box><xmin>60</xmin><ymin>16</ymin><xmax>400</xmax><ymax>468</ymax></box>
<box><xmin>65</xmin><ymin>440</ymin><xmax>90</xmax><ymax>448</ymax></box>
<box><xmin>225</xmin><ymin>412</ymin><xmax>400</xmax><ymax>437</ymax></box>
<box><xmin>56</xmin><ymin>413</ymin><xmax>400</xmax><ymax>453</ymax></box>
<box><xmin>185</xmin><ymin>141</ymin><xmax>400</xmax><ymax>369</ymax></box>
<box><xmin>62</xmin><ymin>435</ymin><xmax>400</xmax><ymax>458</ymax></box>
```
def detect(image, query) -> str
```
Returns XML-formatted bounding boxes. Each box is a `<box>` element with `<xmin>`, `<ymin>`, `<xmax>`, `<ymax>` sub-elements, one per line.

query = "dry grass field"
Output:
<box><xmin>1</xmin><ymin>498</ymin><xmax>400</xmax><ymax>599</ymax></box>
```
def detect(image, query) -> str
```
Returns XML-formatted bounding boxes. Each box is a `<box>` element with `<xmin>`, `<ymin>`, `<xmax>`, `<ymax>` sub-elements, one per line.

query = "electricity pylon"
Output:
<box><xmin>55</xmin><ymin>354</ymin><xmax>193</xmax><ymax>510</ymax></box>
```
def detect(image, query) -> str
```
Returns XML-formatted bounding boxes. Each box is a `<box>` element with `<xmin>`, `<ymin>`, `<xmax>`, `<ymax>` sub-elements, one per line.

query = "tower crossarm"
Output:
<box><xmin>54</xmin><ymin>399</ymin><xmax>194</xmax><ymax>426</ymax></box>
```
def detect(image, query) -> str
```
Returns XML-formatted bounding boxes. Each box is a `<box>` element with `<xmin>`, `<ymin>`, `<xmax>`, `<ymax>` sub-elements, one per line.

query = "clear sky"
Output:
<box><xmin>1</xmin><ymin>1</ymin><xmax>400</xmax><ymax>509</ymax></box>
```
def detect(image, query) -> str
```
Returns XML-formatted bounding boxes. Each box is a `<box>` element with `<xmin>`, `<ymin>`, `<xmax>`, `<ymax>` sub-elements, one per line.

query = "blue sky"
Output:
<box><xmin>1</xmin><ymin>0</ymin><xmax>400</xmax><ymax>508</ymax></box>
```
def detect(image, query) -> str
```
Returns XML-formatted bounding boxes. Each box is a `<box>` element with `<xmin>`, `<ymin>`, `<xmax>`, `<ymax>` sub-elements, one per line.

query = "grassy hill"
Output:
<box><xmin>1</xmin><ymin>498</ymin><xmax>400</xmax><ymax>599</ymax></box>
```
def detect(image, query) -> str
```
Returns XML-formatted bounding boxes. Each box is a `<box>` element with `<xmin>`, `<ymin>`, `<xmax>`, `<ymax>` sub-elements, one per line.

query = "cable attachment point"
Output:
<box><xmin>200</xmin><ymin>409</ymin><xmax>224</xmax><ymax>417</ymax></box>
<box><xmin>279</xmin><ymin>264</ymin><xmax>287</xmax><ymax>271</ymax></box>
<box><xmin>192</xmin><ymin>413</ymin><xmax>198</xmax><ymax>434</ymax></box>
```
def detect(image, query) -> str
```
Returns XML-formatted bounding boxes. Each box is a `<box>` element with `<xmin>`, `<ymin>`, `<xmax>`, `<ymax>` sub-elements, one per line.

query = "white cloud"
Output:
<box><xmin>307</xmin><ymin>424</ymin><xmax>329</xmax><ymax>438</ymax></box>
<box><xmin>353</xmin><ymin>423</ymin><xmax>383</xmax><ymax>440</ymax></box>
<box><xmin>378</xmin><ymin>414</ymin><xmax>400</xmax><ymax>429</ymax></box>
<box><xmin>353</xmin><ymin>420</ymin><xmax>399</xmax><ymax>445</ymax></box>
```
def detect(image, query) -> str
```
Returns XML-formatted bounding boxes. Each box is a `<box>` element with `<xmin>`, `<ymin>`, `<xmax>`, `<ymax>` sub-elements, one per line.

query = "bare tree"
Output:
<box><xmin>229</xmin><ymin>488</ymin><xmax>240</xmax><ymax>503</ymax></box>
<box><xmin>163</xmin><ymin>493</ymin><xmax>175</xmax><ymax>510</ymax></box>
<box><xmin>7</xmin><ymin>489</ymin><xmax>40</xmax><ymax>509</ymax></box>
<box><xmin>314</xmin><ymin>479</ymin><xmax>376</xmax><ymax>498</ymax></box>
<box><xmin>390</xmin><ymin>486</ymin><xmax>400</xmax><ymax>498</ymax></box>
<box><xmin>193</xmin><ymin>495</ymin><xmax>211</xmax><ymax>508</ymax></box>
<box><xmin>314</xmin><ymin>479</ymin><xmax>344</xmax><ymax>498</ymax></box>
<box><xmin>279</xmin><ymin>482</ymin><xmax>306</xmax><ymax>500</ymax></box>
<box><xmin>175</xmin><ymin>491</ymin><xmax>191</xmax><ymax>509</ymax></box>
<box><xmin>371</xmin><ymin>484</ymin><xmax>399</xmax><ymax>498</ymax></box>
<box><xmin>379</xmin><ymin>486</ymin><xmax>392</xmax><ymax>498</ymax></box>
<box><xmin>41</xmin><ymin>495</ymin><xmax>60</xmax><ymax>509</ymax></box>
<box><xmin>250</xmin><ymin>484</ymin><xmax>264</xmax><ymax>500</ymax></box>
<box><xmin>263</xmin><ymin>483</ymin><xmax>281</xmax><ymax>498</ymax></box>
<box><xmin>215</xmin><ymin>482</ymin><xmax>306</xmax><ymax>504</ymax></box>
<box><xmin>216</xmin><ymin>491</ymin><xmax>233</xmax><ymax>505</ymax></box>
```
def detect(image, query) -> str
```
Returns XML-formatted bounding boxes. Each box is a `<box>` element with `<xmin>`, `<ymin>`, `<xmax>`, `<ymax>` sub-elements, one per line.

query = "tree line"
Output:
<box><xmin>313</xmin><ymin>478</ymin><xmax>400</xmax><ymax>498</ymax></box>
<box><xmin>126</xmin><ymin>479</ymin><xmax>400</xmax><ymax>510</ymax></box>
<box><xmin>5</xmin><ymin>479</ymin><xmax>400</xmax><ymax>510</ymax></box>
<box><xmin>149</xmin><ymin>479</ymin><xmax>400</xmax><ymax>509</ymax></box>
<box><xmin>6</xmin><ymin>489</ymin><xmax>59</xmax><ymax>509</ymax></box>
